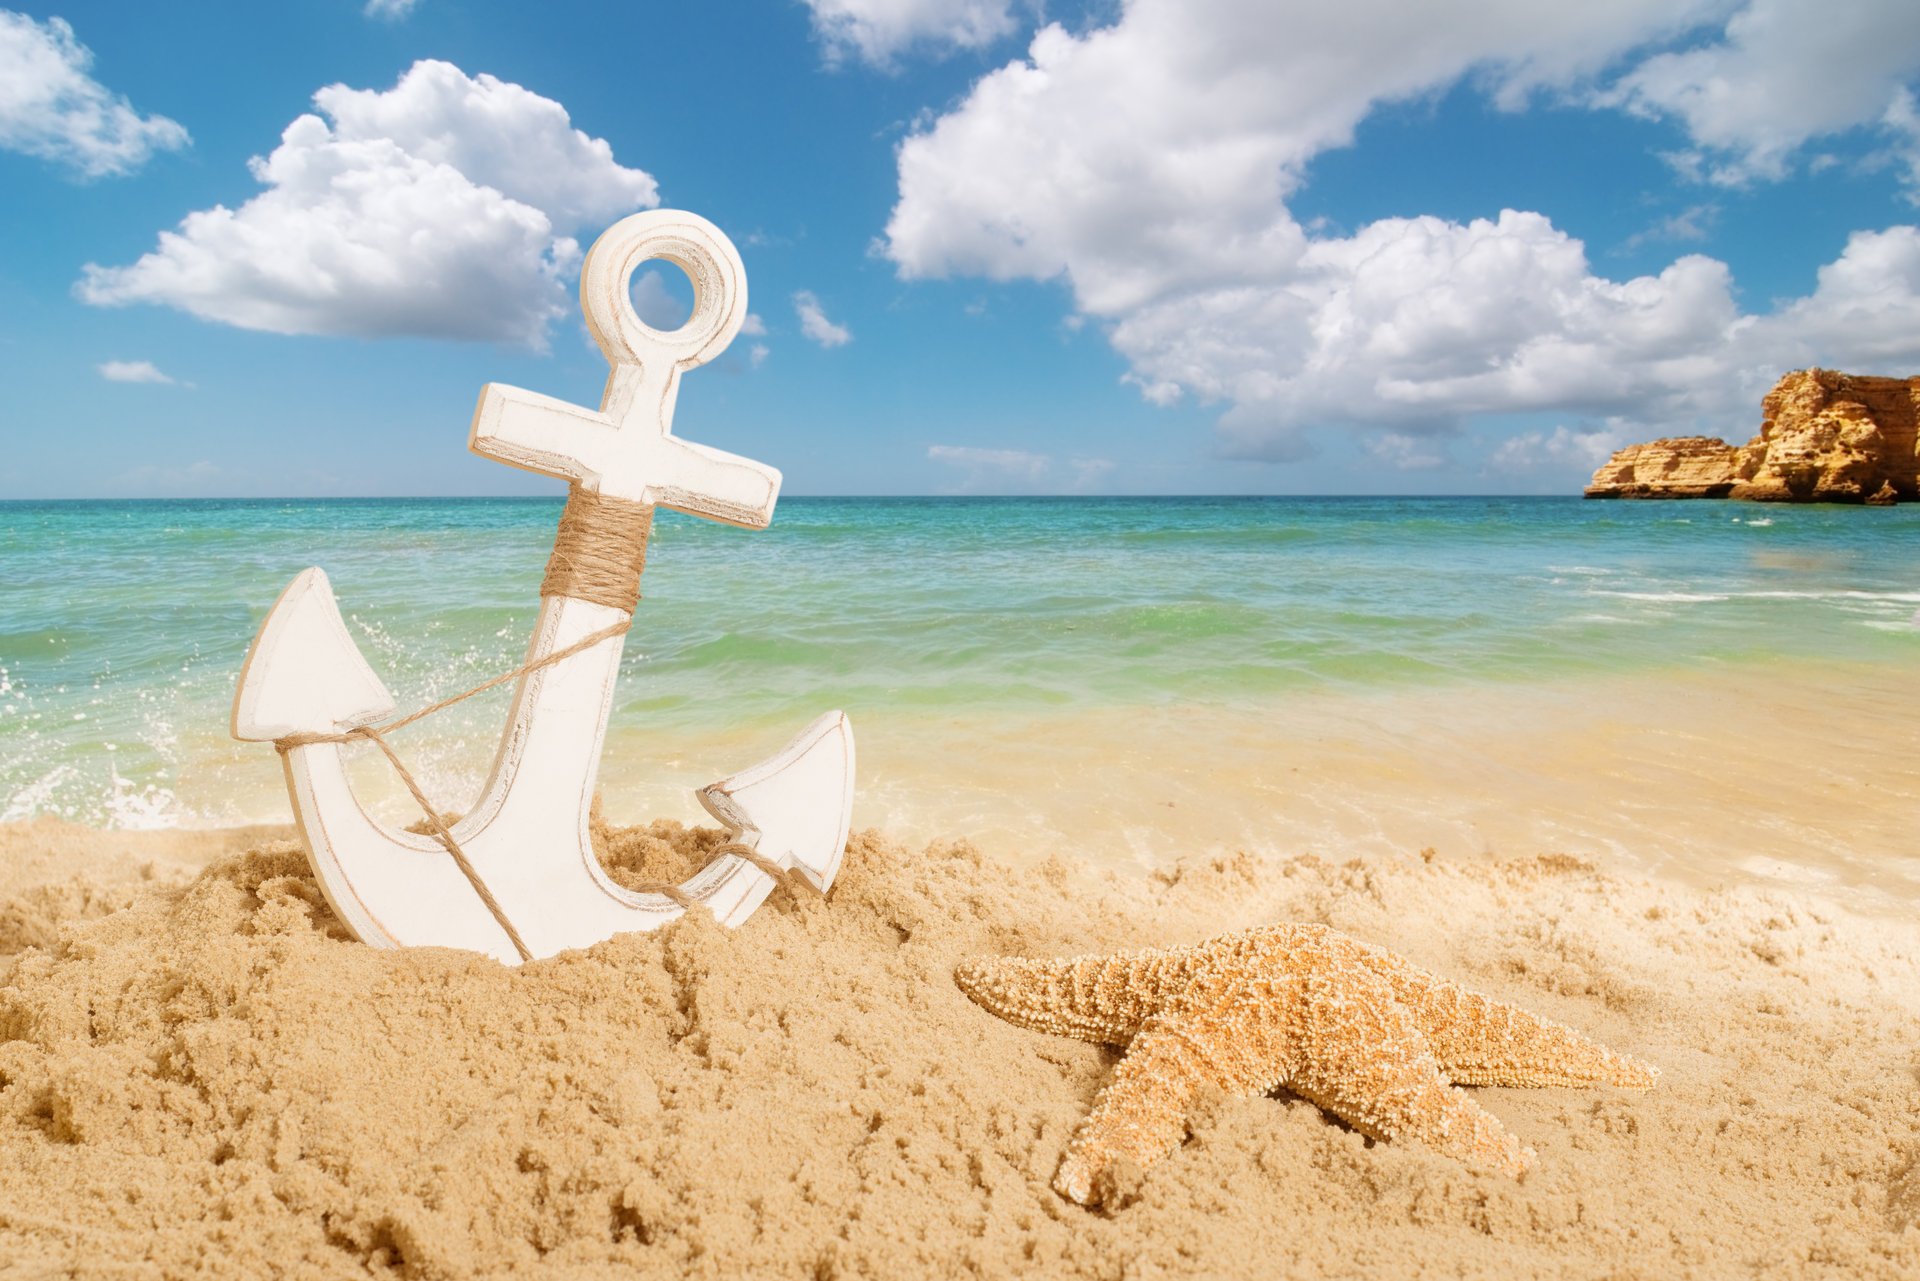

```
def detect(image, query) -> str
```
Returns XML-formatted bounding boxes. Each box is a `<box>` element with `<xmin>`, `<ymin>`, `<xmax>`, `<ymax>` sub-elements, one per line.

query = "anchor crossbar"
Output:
<box><xmin>231</xmin><ymin>211</ymin><xmax>856</xmax><ymax>964</ymax></box>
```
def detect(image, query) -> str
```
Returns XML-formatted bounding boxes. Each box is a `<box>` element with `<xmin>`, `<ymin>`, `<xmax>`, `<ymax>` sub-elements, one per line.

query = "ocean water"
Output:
<box><xmin>2</xmin><ymin>495</ymin><xmax>1917</xmax><ymax>832</ymax></box>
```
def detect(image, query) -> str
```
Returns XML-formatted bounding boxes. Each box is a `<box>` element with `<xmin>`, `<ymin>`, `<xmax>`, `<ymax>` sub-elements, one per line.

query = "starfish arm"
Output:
<box><xmin>1052</xmin><ymin>1012</ymin><xmax>1218</xmax><ymax>1204</ymax></box>
<box><xmin>1366</xmin><ymin>954</ymin><xmax>1659</xmax><ymax>1090</ymax></box>
<box><xmin>954</xmin><ymin>947</ymin><xmax>1209</xmax><ymax>1046</ymax></box>
<box><xmin>1288</xmin><ymin>964</ymin><xmax>1534</xmax><ymax>1177</ymax></box>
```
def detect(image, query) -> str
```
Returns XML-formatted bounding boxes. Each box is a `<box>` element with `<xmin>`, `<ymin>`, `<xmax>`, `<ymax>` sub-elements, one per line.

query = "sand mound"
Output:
<box><xmin>1</xmin><ymin>820</ymin><xmax>1915</xmax><ymax>1279</ymax></box>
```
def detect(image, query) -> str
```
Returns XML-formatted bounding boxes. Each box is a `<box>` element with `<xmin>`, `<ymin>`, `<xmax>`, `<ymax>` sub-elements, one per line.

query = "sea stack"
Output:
<box><xmin>1585</xmin><ymin>369</ymin><xmax>1920</xmax><ymax>503</ymax></box>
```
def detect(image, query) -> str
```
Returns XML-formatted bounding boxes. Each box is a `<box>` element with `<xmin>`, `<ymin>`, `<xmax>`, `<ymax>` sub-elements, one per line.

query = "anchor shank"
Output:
<box><xmin>463</xmin><ymin>488</ymin><xmax>656</xmax><ymax>875</ymax></box>
<box><xmin>462</xmin><ymin>591</ymin><xmax>631</xmax><ymax>887</ymax></box>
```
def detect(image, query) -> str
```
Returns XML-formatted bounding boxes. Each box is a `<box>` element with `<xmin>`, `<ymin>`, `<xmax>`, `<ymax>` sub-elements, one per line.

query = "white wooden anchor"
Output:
<box><xmin>230</xmin><ymin>210</ymin><xmax>855</xmax><ymax>965</ymax></box>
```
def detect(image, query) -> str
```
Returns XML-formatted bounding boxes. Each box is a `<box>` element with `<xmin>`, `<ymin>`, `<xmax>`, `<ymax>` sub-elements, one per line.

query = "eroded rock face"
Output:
<box><xmin>1586</xmin><ymin>369</ymin><xmax>1920</xmax><ymax>503</ymax></box>
<box><xmin>1582</xmin><ymin>436</ymin><xmax>1741</xmax><ymax>499</ymax></box>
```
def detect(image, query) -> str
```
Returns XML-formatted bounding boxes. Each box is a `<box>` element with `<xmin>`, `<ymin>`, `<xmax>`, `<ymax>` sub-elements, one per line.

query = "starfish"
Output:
<box><xmin>955</xmin><ymin>923</ymin><xmax>1657</xmax><ymax>1204</ymax></box>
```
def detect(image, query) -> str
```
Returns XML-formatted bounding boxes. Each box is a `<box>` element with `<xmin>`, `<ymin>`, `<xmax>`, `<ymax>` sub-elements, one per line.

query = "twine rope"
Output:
<box><xmin>273</xmin><ymin>487</ymin><xmax>814</xmax><ymax>963</ymax></box>
<box><xmin>542</xmin><ymin>487</ymin><xmax>654</xmax><ymax>612</ymax></box>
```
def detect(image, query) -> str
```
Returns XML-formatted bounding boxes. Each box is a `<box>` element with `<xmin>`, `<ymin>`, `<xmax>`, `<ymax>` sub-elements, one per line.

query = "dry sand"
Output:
<box><xmin>0</xmin><ymin>814</ymin><xmax>1916</xmax><ymax>1279</ymax></box>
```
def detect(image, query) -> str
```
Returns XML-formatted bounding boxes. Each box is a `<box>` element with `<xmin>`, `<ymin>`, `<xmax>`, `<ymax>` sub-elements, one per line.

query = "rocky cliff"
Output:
<box><xmin>1583</xmin><ymin>436</ymin><xmax>1741</xmax><ymax>499</ymax></box>
<box><xmin>1585</xmin><ymin>369</ymin><xmax>1920</xmax><ymax>502</ymax></box>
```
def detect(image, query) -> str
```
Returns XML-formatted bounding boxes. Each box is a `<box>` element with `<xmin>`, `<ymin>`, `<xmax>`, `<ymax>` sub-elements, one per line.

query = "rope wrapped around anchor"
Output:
<box><xmin>542</xmin><ymin>487</ymin><xmax>656</xmax><ymax>613</ymax></box>
<box><xmin>273</xmin><ymin>486</ymin><xmax>817</xmax><ymax>963</ymax></box>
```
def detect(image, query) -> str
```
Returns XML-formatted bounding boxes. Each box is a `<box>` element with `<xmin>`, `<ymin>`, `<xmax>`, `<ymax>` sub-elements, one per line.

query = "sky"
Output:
<box><xmin>3</xmin><ymin>0</ymin><xmax>1920</xmax><ymax>498</ymax></box>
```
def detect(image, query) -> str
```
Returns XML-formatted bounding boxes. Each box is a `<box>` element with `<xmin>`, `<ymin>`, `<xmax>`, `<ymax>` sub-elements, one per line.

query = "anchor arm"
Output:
<box><xmin>648</xmin><ymin>438</ymin><xmax>781</xmax><ymax>529</ymax></box>
<box><xmin>470</xmin><ymin>384</ymin><xmax>611</xmax><ymax>486</ymax></box>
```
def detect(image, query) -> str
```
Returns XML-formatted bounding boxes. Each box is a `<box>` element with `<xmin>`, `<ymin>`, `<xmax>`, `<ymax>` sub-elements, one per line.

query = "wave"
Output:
<box><xmin>1592</xmin><ymin>591</ymin><xmax>1731</xmax><ymax>603</ymax></box>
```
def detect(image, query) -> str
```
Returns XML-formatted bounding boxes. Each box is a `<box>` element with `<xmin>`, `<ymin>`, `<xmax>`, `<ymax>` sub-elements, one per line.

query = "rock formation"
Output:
<box><xmin>1585</xmin><ymin>369</ymin><xmax>1920</xmax><ymax>503</ymax></box>
<box><xmin>1583</xmin><ymin>436</ymin><xmax>1740</xmax><ymax>499</ymax></box>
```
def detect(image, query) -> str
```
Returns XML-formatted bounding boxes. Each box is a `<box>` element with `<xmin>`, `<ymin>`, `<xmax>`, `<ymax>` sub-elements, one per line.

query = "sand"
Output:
<box><xmin>1</xmin><ymin>814</ymin><xmax>1916</xmax><ymax>1279</ymax></box>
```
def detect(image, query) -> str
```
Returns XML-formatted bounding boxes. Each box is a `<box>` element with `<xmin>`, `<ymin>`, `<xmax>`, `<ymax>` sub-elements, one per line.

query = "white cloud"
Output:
<box><xmin>1121</xmin><ymin>371</ymin><xmax>1182</xmax><ymax>407</ymax></box>
<box><xmin>1756</xmin><ymin>225</ymin><xmax>1920</xmax><ymax>367</ymax></box>
<box><xmin>97</xmin><ymin>359</ymin><xmax>177</xmax><ymax>385</ymax></box>
<box><xmin>304</xmin><ymin>61</ymin><xmax>656</xmax><ymax>226</ymax></box>
<box><xmin>925</xmin><ymin>444</ymin><xmax>1115</xmax><ymax>492</ymax></box>
<box><xmin>927</xmin><ymin>443</ymin><xmax>1049</xmax><ymax>487</ymax></box>
<box><xmin>0</xmin><ymin>12</ymin><xmax>188</xmax><ymax>177</ymax></box>
<box><xmin>741</xmin><ymin>311</ymin><xmax>767</xmax><ymax>336</ymax></box>
<box><xmin>76</xmin><ymin>60</ymin><xmax>658</xmax><ymax>348</ymax></box>
<box><xmin>1363</xmin><ymin>433</ymin><xmax>1449</xmax><ymax>472</ymax></box>
<box><xmin>108</xmin><ymin>458</ymin><xmax>223</xmax><ymax>495</ymax></box>
<box><xmin>884</xmin><ymin>0</ymin><xmax>1717</xmax><ymax>308</ymax></box>
<box><xmin>750</xmin><ymin>342</ymin><xmax>770</xmax><ymax>368</ymax></box>
<box><xmin>1487</xmin><ymin>424</ymin><xmax>1631</xmax><ymax>473</ymax></box>
<box><xmin>364</xmin><ymin>0</ymin><xmax>421</xmax><ymax>18</ymax></box>
<box><xmin>793</xmin><ymin>290</ymin><xmax>852</xmax><ymax>347</ymax></box>
<box><xmin>884</xmin><ymin>0</ymin><xmax>1920</xmax><ymax>462</ymax></box>
<box><xmin>804</xmin><ymin>0</ymin><xmax>1019</xmax><ymax>68</ymax></box>
<box><xmin>1884</xmin><ymin>88</ymin><xmax>1920</xmax><ymax>203</ymax></box>
<box><xmin>1068</xmin><ymin>457</ymin><xmax>1116</xmax><ymax>490</ymax></box>
<box><xmin>1618</xmin><ymin>203</ymin><xmax>1719</xmax><ymax>253</ymax></box>
<box><xmin>1597</xmin><ymin>0</ymin><xmax>1920</xmax><ymax>188</ymax></box>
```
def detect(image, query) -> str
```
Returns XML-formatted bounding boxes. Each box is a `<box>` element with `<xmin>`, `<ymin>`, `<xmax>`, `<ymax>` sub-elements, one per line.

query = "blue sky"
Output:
<box><xmin>3</xmin><ymin>0</ymin><xmax>1919</xmax><ymax>498</ymax></box>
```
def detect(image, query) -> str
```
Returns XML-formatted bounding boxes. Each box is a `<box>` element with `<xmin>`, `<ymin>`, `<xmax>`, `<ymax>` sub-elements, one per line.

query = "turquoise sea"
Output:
<box><xmin>2</xmin><ymin>495</ymin><xmax>1918</xmax><ymax>833</ymax></box>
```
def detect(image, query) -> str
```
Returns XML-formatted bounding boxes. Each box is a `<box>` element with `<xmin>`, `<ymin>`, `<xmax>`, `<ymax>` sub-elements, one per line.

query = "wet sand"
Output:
<box><xmin>591</xmin><ymin>660</ymin><xmax>1920</xmax><ymax>912</ymax></box>
<box><xmin>139</xmin><ymin>659</ymin><xmax>1920</xmax><ymax>915</ymax></box>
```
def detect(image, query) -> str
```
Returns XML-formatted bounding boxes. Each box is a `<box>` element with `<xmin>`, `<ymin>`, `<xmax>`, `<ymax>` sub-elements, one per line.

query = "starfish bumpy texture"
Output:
<box><xmin>955</xmin><ymin>923</ymin><xmax>1657</xmax><ymax>1204</ymax></box>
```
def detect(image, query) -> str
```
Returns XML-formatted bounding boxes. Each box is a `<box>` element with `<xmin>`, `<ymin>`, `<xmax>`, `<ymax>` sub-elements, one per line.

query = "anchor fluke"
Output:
<box><xmin>698</xmin><ymin>710</ymin><xmax>855</xmax><ymax>893</ymax></box>
<box><xmin>232</xmin><ymin>568</ymin><xmax>394</xmax><ymax>742</ymax></box>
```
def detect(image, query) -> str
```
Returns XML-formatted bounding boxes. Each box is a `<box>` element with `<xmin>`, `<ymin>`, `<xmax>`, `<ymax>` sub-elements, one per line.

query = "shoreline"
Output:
<box><xmin>72</xmin><ymin>655</ymin><xmax>1919</xmax><ymax>916</ymax></box>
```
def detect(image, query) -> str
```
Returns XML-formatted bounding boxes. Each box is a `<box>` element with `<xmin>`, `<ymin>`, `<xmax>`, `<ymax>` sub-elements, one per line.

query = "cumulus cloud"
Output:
<box><xmin>1487</xmin><ymin>424</ymin><xmax>1632</xmax><ymax>474</ymax></box>
<box><xmin>1597</xmin><ymin>0</ymin><xmax>1920</xmax><ymax>187</ymax></box>
<box><xmin>804</xmin><ymin>0</ymin><xmax>1019</xmax><ymax>68</ymax></box>
<box><xmin>884</xmin><ymin>0</ymin><xmax>1920</xmax><ymax>462</ymax></box>
<box><xmin>364</xmin><ymin>0</ymin><xmax>421</xmax><ymax>18</ymax></box>
<box><xmin>76</xmin><ymin>60</ymin><xmax>658</xmax><ymax>348</ymax></box>
<box><xmin>793</xmin><ymin>290</ymin><xmax>852</xmax><ymax>347</ymax></box>
<box><xmin>1757</xmin><ymin>226</ymin><xmax>1920</xmax><ymax>367</ymax></box>
<box><xmin>0</xmin><ymin>11</ymin><xmax>188</xmax><ymax>177</ymax></box>
<box><xmin>884</xmin><ymin>0</ymin><xmax>1715</xmax><ymax>303</ymax></box>
<box><xmin>97</xmin><ymin>359</ymin><xmax>178</xmax><ymax>385</ymax></box>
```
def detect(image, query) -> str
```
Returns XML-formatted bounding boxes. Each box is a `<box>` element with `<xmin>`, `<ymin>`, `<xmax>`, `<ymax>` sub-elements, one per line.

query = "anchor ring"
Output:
<box><xmin>580</xmin><ymin>209</ymin><xmax>749</xmax><ymax>374</ymax></box>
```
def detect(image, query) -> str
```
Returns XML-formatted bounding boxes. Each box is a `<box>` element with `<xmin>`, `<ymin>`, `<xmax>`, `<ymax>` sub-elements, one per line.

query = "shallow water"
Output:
<box><xmin>1</xmin><ymin>495</ymin><xmax>1916</xmax><ymax>901</ymax></box>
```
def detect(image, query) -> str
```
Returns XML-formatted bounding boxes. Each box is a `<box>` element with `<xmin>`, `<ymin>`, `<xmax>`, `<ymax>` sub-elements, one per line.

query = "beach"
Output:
<box><xmin>2</xmin><ymin>813</ymin><xmax>1916</xmax><ymax>1277</ymax></box>
<box><xmin>2</xmin><ymin>496</ymin><xmax>1918</xmax><ymax>1276</ymax></box>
